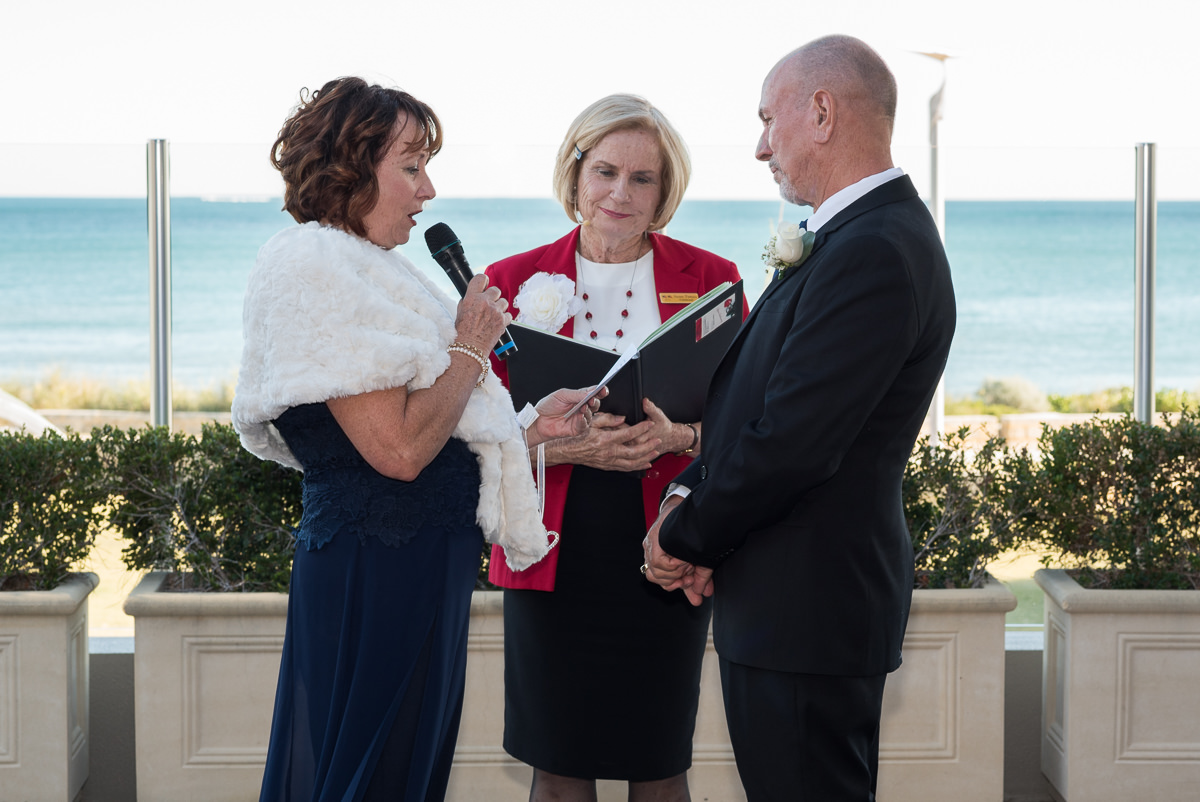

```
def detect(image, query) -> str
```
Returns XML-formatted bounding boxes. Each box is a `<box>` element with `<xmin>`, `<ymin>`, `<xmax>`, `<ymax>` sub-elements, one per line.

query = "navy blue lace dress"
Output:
<box><xmin>259</xmin><ymin>402</ymin><xmax>484</xmax><ymax>802</ymax></box>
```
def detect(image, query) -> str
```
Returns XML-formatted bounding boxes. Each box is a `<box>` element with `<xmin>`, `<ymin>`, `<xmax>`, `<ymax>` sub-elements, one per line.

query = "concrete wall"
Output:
<box><xmin>77</xmin><ymin>650</ymin><xmax>1057</xmax><ymax>802</ymax></box>
<box><xmin>78</xmin><ymin>654</ymin><xmax>135</xmax><ymax>802</ymax></box>
<box><xmin>1005</xmin><ymin>651</ymin><xmax>1058</xmax><ymax>802</ymax></box>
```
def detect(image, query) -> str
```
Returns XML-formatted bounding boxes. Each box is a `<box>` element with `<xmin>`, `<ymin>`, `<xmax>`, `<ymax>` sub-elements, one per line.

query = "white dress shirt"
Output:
<box><xmin>805</xmin><ymin>167</ymin><xmax>905</xmax><ymax>233</ymax></box>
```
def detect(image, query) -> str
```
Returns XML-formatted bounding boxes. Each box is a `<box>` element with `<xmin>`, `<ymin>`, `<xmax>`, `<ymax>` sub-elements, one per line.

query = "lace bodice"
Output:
<box><xmin>274</xmin><ymin>403</ymin><xmax>481</xmax><ymax>550</ymax></box>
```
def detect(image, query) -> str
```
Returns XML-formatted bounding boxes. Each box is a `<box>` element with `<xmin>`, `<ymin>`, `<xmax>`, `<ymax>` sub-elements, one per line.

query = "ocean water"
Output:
<box><xmin>1</xmin><ymin>197</ymin><xmax>1197</xmax><ymax>398</ymax></box>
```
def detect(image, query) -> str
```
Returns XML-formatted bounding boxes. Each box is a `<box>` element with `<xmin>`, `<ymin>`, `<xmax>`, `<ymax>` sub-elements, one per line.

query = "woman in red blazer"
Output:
<box><xmin>485</xmin><ymin>94</ymin><xmax>742</xmax><ymax>802</ymax></box>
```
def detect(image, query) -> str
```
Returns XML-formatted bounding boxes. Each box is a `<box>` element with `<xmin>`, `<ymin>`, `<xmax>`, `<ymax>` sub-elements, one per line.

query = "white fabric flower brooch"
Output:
<box><xmin>514</xmin><ymin>272</ymin><xmax>584</xmax><ymax>332</ymax></box>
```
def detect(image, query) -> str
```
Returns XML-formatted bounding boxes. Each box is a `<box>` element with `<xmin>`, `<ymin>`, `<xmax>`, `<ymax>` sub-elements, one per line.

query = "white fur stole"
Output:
<box><xmin>231</xmin><ymin>222</ymin><xmax>549</xmax><ymax>570</ymax></box>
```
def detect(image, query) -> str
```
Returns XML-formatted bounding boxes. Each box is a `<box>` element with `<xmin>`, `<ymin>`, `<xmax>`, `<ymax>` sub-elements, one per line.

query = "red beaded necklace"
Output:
<box><xmin>576</xmin><ymin>250</ymin><xmax>648</xmax><ymax>347</ymax></box>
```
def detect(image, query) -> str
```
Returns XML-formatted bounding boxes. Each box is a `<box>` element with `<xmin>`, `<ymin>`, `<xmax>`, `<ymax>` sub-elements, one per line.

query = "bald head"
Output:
<box><xmin>756</xmin><ymin>35</ymin><xmax>897</xmax><ymax>209</ymax></box>
<box><xmin>773</xmin><ymin>35</ymin><xmax>897</xmax><ymax>138</ymax></box>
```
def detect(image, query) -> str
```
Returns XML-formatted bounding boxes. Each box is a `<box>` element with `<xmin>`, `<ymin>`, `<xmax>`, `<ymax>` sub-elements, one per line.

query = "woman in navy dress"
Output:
<box><xmin>232</xmin><ymin>77</ymin><xmax>598</xmax><ymax>802</ymax></box>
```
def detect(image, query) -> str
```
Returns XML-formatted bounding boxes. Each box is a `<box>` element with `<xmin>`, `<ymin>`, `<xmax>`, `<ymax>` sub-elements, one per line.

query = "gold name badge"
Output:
<box><xmin>659</xmin><ymin>292</ymin><xmax>699</xmax><ymax>304</ymax></box>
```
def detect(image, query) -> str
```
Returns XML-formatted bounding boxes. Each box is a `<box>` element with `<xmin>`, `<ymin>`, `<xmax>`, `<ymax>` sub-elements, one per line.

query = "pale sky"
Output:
<box><xmin>3</xmin><ymin>0</ymin><xmax>1197</xmax><ymax>200</ymax></box>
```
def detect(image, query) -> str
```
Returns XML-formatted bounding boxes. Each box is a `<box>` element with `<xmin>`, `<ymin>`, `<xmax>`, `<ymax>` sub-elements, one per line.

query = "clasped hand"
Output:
<box><xmin>642</xmin><ymin>496</ymin><xmax>713</xmax><ymax>607</ymax></box>
<box><xmin>545</xmin><ymin>397</ymin><xmax>688</xmax><ymax>473</ymax></box>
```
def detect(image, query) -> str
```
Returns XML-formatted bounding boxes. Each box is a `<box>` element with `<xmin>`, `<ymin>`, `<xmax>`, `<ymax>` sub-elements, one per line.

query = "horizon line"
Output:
<box><xmin>3</xmin><ymin>194</ymin><xmax>1198</xmax><ymax>203</ymax></box>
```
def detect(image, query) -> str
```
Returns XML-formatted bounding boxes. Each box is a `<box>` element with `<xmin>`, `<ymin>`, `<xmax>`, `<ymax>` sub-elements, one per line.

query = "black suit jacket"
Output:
<box><xmin>659</xmin><ymin>175</ymin><xmax>955</xmax><ymax>676</ymax></box>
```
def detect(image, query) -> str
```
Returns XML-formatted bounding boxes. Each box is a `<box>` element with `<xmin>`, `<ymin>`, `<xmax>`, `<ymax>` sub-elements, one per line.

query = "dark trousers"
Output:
<box><xmin>719</xmin><ymin>657</ymin><xmax>887</xmax><ymax>802</ymax></box>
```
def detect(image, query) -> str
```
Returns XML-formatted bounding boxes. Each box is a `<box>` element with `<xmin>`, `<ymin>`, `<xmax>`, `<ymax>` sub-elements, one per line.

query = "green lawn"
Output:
<box><xmin>1001</xmin><ymin>577</ymin><xmax>1045</xmax><ymax>626</ymax></box>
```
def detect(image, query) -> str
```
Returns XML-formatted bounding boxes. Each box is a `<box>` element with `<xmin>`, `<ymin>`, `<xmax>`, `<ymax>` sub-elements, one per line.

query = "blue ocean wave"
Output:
<box><xmin>1</xmin><ymin>197</ymin><xmax>1197</xmax><ymax>397</ymax></box>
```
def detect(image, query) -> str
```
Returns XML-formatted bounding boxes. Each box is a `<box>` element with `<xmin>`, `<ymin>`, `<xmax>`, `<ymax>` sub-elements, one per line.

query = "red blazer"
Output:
<box><xmin>486</xmin><ymin>227</ymin><xmax>743</xmax><ymax>590</ymax></box>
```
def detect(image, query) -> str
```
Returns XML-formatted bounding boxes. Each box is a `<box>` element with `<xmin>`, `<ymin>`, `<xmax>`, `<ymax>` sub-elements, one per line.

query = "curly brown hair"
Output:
<box><xmin>271</xmin><ymin>77</ymin><xmax>442</xmax><ymax>238</ymax></box>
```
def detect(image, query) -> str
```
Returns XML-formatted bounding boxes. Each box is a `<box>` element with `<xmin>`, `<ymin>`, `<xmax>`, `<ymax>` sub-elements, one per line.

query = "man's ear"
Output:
<box><xmin>812</xmin><ymin>89</ymin><xmax>834</xmax><ymax>143</ymax></box>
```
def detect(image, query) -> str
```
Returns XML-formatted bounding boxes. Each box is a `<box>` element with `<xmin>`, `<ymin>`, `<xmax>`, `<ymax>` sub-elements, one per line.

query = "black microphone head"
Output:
<box><xmin>424</xmin><ymin>222</ymin><xmax>459</xmax><ymax>256</ymax></box>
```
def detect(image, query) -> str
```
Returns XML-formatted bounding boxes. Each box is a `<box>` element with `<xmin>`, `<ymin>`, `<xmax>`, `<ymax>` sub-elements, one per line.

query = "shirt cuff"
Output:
<box><xmin>659</xmin><ymin>482</ymin><xmax>691</xmax><ymax>514</ymax></box>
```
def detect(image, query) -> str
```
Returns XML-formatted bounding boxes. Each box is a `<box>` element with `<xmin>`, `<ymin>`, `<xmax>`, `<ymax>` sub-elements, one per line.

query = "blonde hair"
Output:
<box><xmin>551</xmin><ymin>94</ymin><xmax>691</xmax><ymax>231</ymax></box>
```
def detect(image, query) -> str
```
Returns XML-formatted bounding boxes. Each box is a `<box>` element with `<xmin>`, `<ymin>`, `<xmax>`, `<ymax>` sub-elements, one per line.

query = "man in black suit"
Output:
<box><xmin>643</xmin><ymin>35</ymin><xmax>956</xmax><ymax>801</ymax></box>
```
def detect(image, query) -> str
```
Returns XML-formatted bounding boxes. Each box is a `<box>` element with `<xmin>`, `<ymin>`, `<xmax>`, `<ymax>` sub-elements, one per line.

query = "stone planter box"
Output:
<box><xmin>877</xmin><ymin>575</ymin><xmax>1017</xmax><ymax>802</ymax></box>
<box><xmin>123</xmin><ymin>571</ymin><xmax>287</xmax><ymax>802</ymax></box>
<box><xmin>121</xmin><ymin>577</ymin><xmax>1016</xmax><ymax>802</ymax></box>
<box><xmin>0</xmin><ymin>572</ymin><xmax>97</xmax><ymax>801</ymax></box>
<box><xmin>449</xmin><ymin>581</ymin><xmax>1015</xmax><ymax>802</ymax></box>
<box><xmin>1036</xmin><ymin>568</ymin><xmax>1200</xmax><ymax>802</ymax></box>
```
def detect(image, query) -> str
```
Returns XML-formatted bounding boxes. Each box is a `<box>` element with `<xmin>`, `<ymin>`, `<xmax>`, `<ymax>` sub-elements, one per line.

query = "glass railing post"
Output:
<box><xmin>147</xmin><ymin>139</ymin><xmax>173</xmax><ymax>430</ymax></box>
<box><xmin>1133</xmin><ymin>143</ymin><xmax>1157</xmax><ymax>424</ymax></box>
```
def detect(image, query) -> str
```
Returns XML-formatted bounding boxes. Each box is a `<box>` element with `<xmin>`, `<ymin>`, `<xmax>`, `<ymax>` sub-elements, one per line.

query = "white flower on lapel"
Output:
<box><xmin>513</xmin><ymin>272</ymin><xmax>583</xmax><ymax>332</ymax></box>
<box><xmin>774</xmin><ymin>222</ymin><xmax>805</xmax><ymax>262</ymax></box>
<box><xmin>762</xmin><ymin>222</ymin><xmax>816</xmax><ymax>280</ymax></box>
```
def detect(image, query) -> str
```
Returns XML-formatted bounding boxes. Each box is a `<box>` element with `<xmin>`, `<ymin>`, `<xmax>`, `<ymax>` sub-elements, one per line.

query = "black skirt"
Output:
<box><xmin>502</xmin><ymin>465</ymin><xmax>713</xmax><ymax>781</ymax></box>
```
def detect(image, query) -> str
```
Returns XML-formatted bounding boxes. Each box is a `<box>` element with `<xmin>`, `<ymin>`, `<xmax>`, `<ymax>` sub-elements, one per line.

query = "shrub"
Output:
<box><xmin>946</xmin><ymin>376</ymin><xmax>1051</xmax><ymax>416</ymax></box>
<box><xmin>977</xmin><ymin>376</ymin><xmax>1050</xmax><ymax>412</ymax></box>
<box><xmin>1048</xmin><ymin>386</ymin><xmax>1133</xmax><ymax>413</ymax></box>
<box><xmin>95</xmin><ymin>423</ymin><xmax>302</xmax><ymax>592</ymax></box>
<box><xmin>1155</xmin><ymin>388</ymin><xmax>1200</xmax><ymax>413</ymax></box>
<box><xmin>1046</xmin><ymin>386</ymin><xmax>1199</xmax><ymax>414</ymax></box>
<box><xmin>943</xmin><ymin>396</ymin><xmax>1015</xmax><ymax>416</ymax></box>
<box><xmin>28</xmin><ymin>410</ymin><xmax>1197</xmax><ymax>597</ymax></box>
<box><xmin>904</xmin><ymin>427</ymin><xmax>1033</xmax><ymax>589</ymax></box>
<box><xmin>1012</xmin><ymin>408</ymin><xmax>1200</xmax><ymax>589</ymax></box>
<box><xmin>0</xmin><ymin>429</ymin><xmax>106</xmax><ymax>590</ymax></box>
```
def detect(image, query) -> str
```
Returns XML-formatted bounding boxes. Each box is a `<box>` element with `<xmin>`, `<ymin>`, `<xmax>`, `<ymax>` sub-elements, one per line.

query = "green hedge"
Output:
<box><xmin>0</xmin><ymin>429</ymin><xmax>106</xmax><ymax>591</ymax></box>
<box><xmin>95</xmin><ymin>423</ymin><xmax>302</xmax><ymax>593</ymax></box>
<box><xmin>3</xmin><ymin>412</ymin><xmax>1198</xmax><ymax>593</ymax></box>
<box><xmin>1012</xmin><ymin>408</ymin><xmax>1200</xmax><ymax>589</ymax></box>
<box><xmin>904</xmin><ymin>428</ymin><xmax>1034</xmax><ymax>589</ymax></box>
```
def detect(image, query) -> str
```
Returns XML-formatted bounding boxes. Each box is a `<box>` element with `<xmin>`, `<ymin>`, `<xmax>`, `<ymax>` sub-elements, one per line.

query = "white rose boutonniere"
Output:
<box><xmin>762</xmin><ymin>222</ymin><xmax>816</xmax><ymax>280</ymax></box>
<box><xmin>514</xmin><ymin>272</ymin><xmax>584</xmax><ymax>333</ymax></box>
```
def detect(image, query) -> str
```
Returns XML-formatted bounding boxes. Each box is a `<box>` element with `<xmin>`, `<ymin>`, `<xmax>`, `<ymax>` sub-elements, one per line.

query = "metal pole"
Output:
<box><xmin>1133</xmin><ymin>143</ymin><xmax>1157</xmax><ymax>424</ymax></box>
<box><xmin>922</xmin><ymin>53</ymin><xmax>949</xmax><ymax>443</ymax></box>
<box><xmin>147</xmin><ymin>139</ymin><xmax>173</xmax><ymax>430</ymax></box>
<box><xmin>929</xmin><ymin>86</ymin><xmax>946</xmax><ymax>243</ymax></box>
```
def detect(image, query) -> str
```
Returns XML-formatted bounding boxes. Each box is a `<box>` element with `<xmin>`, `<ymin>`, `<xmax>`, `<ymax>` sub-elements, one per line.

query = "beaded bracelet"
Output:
<box><xmin>448</xmin><ymin>342</ymin><xmax>488</xmax><ymax>387</ymax></box>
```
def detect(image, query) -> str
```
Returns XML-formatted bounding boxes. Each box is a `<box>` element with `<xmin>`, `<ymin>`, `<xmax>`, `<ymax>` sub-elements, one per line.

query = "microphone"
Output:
<box><xmin>424</xmin><ymin>222</ymin><xmax>517</xmax><ymax>361</ymax></box>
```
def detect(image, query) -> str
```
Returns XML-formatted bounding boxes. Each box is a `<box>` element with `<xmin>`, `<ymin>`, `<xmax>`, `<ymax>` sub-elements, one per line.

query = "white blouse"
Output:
<box><xmin>572</xmin><ymin>252</ymin><xmax>661</xmax><ymax>352</ymax></box>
